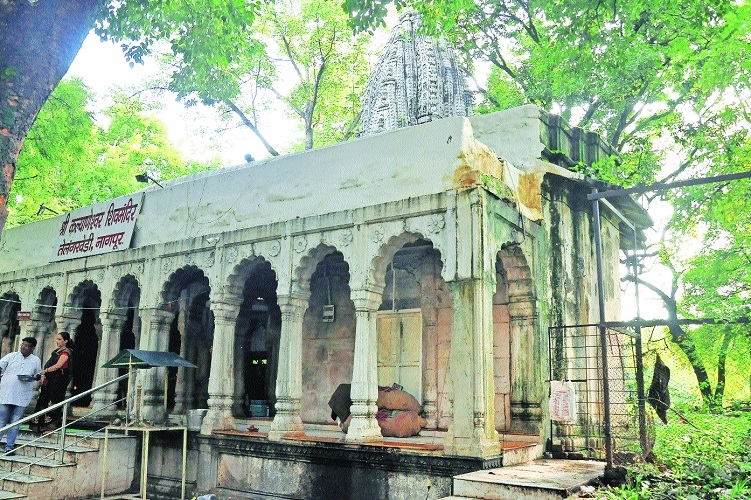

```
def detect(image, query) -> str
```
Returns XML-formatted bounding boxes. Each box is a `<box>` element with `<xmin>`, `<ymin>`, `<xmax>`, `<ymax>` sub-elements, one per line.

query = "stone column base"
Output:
<box><xmin>345</xmin><ymin>415</ymin><xmax>382</xmax><ymax>443</ymax></box>
<box><xmin>200</xmin><ymin>408</ymin><xmax>235</xmax><ymax>435</ymax></box>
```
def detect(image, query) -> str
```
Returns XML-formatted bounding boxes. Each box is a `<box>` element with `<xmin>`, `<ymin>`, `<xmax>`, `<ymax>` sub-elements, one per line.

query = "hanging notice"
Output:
<box><xmin>549</xmin><ymin>380</ymin><xmax>578</xmax><ymax>423</ymax></box>
<box><xmin>53</xmin><ymin>193</ymin><xmax>144</xmax><ymax>262</ymax></box>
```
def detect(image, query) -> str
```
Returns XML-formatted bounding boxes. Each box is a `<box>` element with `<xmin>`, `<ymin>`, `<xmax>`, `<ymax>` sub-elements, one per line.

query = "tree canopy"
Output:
<box><xmin>9</xmin><ymin>77</ymin><xmax>219</xmax><ymax>227</ymax></box>
<box><xmin>340</xmin><ymin>0</ymin><xmax>751</xmax><ymax>405</ymax></box>
<box><xmin>0</xmin><ymin>0</ymin><xmax>261</xmax><ymax>232</ymax></box>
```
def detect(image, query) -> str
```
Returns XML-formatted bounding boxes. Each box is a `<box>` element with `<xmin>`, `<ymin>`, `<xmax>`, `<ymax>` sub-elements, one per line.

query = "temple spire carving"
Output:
<box><xmin>358</xmin><ymin>11</ymin><xmax>473</xmax><ymax>137</ymax></box>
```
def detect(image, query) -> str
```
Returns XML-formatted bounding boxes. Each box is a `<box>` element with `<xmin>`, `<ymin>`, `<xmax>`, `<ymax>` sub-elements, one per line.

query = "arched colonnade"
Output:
<box><xmin>0</xmin><ymin>197</ymin><xmax>542</xmax><ymax>458</ymax></box>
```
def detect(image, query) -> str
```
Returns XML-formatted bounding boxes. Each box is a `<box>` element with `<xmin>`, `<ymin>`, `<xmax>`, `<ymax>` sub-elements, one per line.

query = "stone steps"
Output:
<box><xmin>0</xmin><ymin>469</ymin><xmax>53</xmax><ymax>498</ymax></box>
<box><xmin>441</xmin><ymin>459</ymin><xmax>604</xmax><ymax>500</ymax></box>
<box><xmin>0</xmin><ymin>428</ymin><xmax>138</xmax><ymax>499</ymax></box>
<box><xmin>499</xmin><ymin>441</ymin><xmax>542</xmax><ymax>467</ymax></box>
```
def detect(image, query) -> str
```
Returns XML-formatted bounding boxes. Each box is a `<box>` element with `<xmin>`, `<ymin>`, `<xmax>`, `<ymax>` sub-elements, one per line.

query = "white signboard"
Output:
<box><xmin>53</xmin><ymin>193</ymin><xmax>144</xmax><ymax>261</ymax></box>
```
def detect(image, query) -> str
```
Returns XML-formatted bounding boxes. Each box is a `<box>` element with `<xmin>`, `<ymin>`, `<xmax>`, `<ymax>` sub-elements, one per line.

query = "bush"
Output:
<box><xmin>597</xmin><ymin>406</ymin><xmax>751</xmax><ymax>499</ymax></box>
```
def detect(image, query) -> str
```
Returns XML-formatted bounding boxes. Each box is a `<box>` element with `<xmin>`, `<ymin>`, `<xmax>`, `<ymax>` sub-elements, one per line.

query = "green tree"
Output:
<box><xmin>0</xmin><ymin>0</ymin><xmax>260</xmax><ymax>233</ymax></box>
<box><xmin>9</xmin><ymin>78</ymin><xmax>98</xmax><ymax>226</ymax></box>
<box><xmin>167</xmin><ymin>0</ymin><xmax>373</xmax><ymax>155</ymax></box>
<box><xmin>343</xmin><ymin>0</ymin><xmax>751</xmax><ymax>407</ymax></box>
<box><xmin>260</xmin><ymin>0</ymin><xmax>372</xmax><ymax>150</ymax></box>
<box><xmin>671</xmin><ymin>139</ymin><xmax>751</xmax><ymax>405</ymax></box>
<box><xmin>8</xmin><ymin>78</ymin><xmax>219</xmax><ymax>227</ymax></box>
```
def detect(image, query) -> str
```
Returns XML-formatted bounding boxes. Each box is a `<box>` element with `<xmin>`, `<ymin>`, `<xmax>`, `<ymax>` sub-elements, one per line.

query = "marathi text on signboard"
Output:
<box><xmin>53</xmin><ymin>193</ymin><xmax>144</xmax><ymax>262</ymax></box>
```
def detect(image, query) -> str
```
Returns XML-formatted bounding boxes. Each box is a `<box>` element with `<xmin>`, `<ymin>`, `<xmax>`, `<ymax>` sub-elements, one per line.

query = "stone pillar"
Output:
<box><xmin>91</xmin><ymin>311</ymin><xmax>126</xmax><ymax>415</ymax></box>
<box><xmin>173</xmin><ymin>293</ymin><xmax>191</xmax><ymax>413</ymax></box>
<box><xmin>201</xmin><ymin>297</ymin><xmax>241</xmax><ymax>434</ymax></box>
<box><xmin>421</xmin><ymin>262</ymin><xmax>439</xmax><ymax>426</ymax></box>
<box><xmin>508</xmin><ymin>297</ymin><xmax>542</xmax><ymax>433</ymax></box>
<box><xmin>26</xmin><ymin>318</ymin><xmax>51</xmax><ymax>358</ymax></box>
<box><xmin>138</xmin><ymin>308</ymin><xmax>174</xmax><ymax>423</ymax></box>
<box><xmin>444</xmin><ymin>279</ymin><xmax>499</xmax><ymax>457</ymax></box>
<box><xmin>57</xmin><ymin>313</ymin><xmax>79</xmax><ymax>340</ymax></box>
<box><xmin>232</xmin><ymin>322</ymin><xmax>246</xmax><ymax>416</ymax></box>
<box><xmin>268</xmin><ymin>295</ymin><xmax>308</xmax><ymax>441</ymax></box>
<box><xmin>345</xmin><ymin>289</ymin><xmax>382</xmax><ymax>442</ymax></box>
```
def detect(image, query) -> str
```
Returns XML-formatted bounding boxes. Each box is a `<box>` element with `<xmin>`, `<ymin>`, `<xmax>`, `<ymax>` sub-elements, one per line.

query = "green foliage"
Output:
<box><xmin>395</xmin><ymin>0</ymin><xmax>751</xmax><ymax>188</ymax></box>
<box><xmin>250</xmin><ymin>0</ymin><xmax>373</xmax><ymax>149</ymax></box>
<box><xmin>677</xmin><ymin>145</ymin><xmax>751</xmax><ymax>324</ymax></box>
<box><xmin>9</xmin><ymin>78</ymin><xmax>98</xmax><ymax>225</ymax></box>
<box><xmin>8</xmin><ymin>78</ymin><xmax>219</xmax><ymax>227</ymax></box>
<box><xmin>342</xmin><ymin>0</ymin><xmax>409</xmax><ymax>33</ymax></box>
<box><xmin>95</xmin><ymin>0</ymin><xmax>263</xmax><ymax>105</ymax></box>
<box><xmin>475</xmin><ymin>66</ymin><xmax>525</xmax><ymax>115</ymax></box>
<box><xmin>598</xmin><ymin>408</ymin><xmax>751</xmax><ymax>499</ymax></box>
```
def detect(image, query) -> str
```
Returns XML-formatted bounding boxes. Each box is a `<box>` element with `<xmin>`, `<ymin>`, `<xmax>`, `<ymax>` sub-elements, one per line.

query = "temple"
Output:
<box><xmin>0</xmin><ymin>13</ymin><xmax>649</xmax><ymax>499</ymax></box>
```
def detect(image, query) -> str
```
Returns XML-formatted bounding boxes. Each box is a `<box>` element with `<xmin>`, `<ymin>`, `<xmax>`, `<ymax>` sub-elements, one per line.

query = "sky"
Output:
<box><xmin>65</xmin><ymin>33</ymin><xmax>298</xmax><ymax>166</ymax></box>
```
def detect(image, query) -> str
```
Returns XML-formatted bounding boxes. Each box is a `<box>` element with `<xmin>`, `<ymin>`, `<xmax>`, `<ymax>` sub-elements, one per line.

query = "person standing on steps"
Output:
<box><xmin>0</xmin><ymin>337</ymin><xmax>43</xmax><ymax>455</ymax></box>
<box><xmin>32</xmin><ymin>331</ymin><xmax>73</xmax><ymax>432</ymax></box>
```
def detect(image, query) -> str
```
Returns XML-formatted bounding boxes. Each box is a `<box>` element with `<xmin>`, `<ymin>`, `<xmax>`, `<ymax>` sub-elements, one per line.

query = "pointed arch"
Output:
<box><xmin>159</xmin><ymin>265</ymin><xmax>213</xmax><ymax>411</ymax></box>
<box><xmin>292</xmin><ymin>243</ymin><xmax>339</xmax><ymax>298</ymax></box>
<box><xmin>494</xmin><ymin>244</ymin><xmax>540</xmax><ymax>434</ymax></box>
<box><xmin>300</xmin><ymin>249</ymin><xmax>355</xmax><ymax>424</ymax></box>
<box><xmin>225</xmin><ymin>256</ymin><xmax>281</xmax><ymax>418</ymax></box>
<box><xmin>65</xmin><ymin>280</ymin><xmax>102</xmax><ymax>406</ymax></box>
<box><xmin>0</xmin><ymin>290</ymin><xmax>21</xmax><ymax>356</ymax></box>
<box><xmin>372</xmin><ymin>235</ymin><xmax>452</xmax><ymax>428</ymax></box>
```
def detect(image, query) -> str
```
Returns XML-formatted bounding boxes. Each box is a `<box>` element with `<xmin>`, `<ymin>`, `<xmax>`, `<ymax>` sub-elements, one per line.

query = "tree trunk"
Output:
<box><xmin>713</xmin><ymin>328</ymin><xmax>736</xmax><ymax>409</ymax></box>
<box><xmin>670</xmin><ymin>325</ymin><xmax>716</xmax><ymax>410</ymax></box>
<box><xmin>0</xmin><ymin>0</ymin><xmax>101</xmax><ymax>233</ymax></box>
<box><xmin>660</xmin><ymin>291</ymin><xmax>718</xmax><ymax>411</ymax></box>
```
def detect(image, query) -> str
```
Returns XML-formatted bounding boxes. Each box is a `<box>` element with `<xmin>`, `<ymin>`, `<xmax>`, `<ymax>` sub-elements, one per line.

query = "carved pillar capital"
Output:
<box><xmin>350</xmin><ymin>288</ymin><xmax>381</xmax><ymax>312</ymax></box>
<box><xmin>277</xmin><ymin>295</ymin><xmax>308</xmax><ymax>323</ymax></box>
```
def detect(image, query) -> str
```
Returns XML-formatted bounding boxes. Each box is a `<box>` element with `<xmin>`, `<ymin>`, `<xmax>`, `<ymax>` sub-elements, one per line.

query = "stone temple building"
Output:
<box><xmin>0</xmin><ymin>13</ymin><xmax>648</xmax><ymax>500</ymax></box>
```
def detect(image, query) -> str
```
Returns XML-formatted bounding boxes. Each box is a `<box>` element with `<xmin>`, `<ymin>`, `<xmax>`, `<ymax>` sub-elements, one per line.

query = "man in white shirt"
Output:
<box><xmin>0</xmin><ymin>337</ymin><xmax>42</xmax><ymax>455</ymax></box>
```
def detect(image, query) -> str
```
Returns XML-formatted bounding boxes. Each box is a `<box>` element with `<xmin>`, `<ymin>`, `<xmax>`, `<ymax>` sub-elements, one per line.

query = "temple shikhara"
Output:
<box><xmin>0</xmin><ymin>12</ymin><xmax>649</xmax><ymax>499</ymax></box>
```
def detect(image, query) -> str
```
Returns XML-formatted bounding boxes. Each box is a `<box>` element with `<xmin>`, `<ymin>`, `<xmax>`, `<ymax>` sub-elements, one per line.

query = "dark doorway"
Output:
<box><xmin>72</xmin><ymin>303</ymin><xmax>100</xmax><ymax>406</ymax></box>
<box><xmin>0</xmin><ymin>292</ymin><xmax>21</xmax><ymax>357</ymax></box>
<box><xmin>236</xmin><ymin>261</ymin><xmax>280</xmax><ymax>418</ymax></box>
<box><xmin>116</xmin><ymin>304</ymin><xmax>137</xmax><ymax>409</ymax></box>
<box><xmin>167</xmin><ymin>315</ymin><xmax>182</xmax><ymax>410</ymax></box>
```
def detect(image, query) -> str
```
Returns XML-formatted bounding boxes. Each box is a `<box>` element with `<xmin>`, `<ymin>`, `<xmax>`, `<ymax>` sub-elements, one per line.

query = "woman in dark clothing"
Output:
<box><xmin>32</xmin><ymin>331</ymin><xmax>73</xmax><ymax>432</ymax></box>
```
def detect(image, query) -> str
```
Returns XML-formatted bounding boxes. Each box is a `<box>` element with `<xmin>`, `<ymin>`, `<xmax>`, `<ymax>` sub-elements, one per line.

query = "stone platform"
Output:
<box><xmin>446</xmin><ymin>459</ymin><xmax>604</xmax><ymax>500</ymax></box>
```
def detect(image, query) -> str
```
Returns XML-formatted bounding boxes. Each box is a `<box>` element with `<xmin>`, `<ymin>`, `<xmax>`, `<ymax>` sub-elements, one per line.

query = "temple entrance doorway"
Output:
<box><xmin>161</xmin><ymin>266</ymin><xmax>213</xmax><ymax>413</ymax></box>
<box><xmin>70</xmin><ymin>281</ymin><xmax>102</xmax><ymax>406</ymax></box>
<box><xmin>377</xmin><ymin>238</ymin><xmax>449</xmax><ymax>424</ymax></box>
<box><xmin>234</xmin><ymin>261</ymin><xmax>280</xmax><ymax>418</ymax></box>
<box><xmin>167</xmin><ymin>288</ymin><xmax>213</xmax><ymax>411</ymax></box>
<box><xmin>0</xmin><ymin>291</ymin><xmax>21</xmax><ymax>357</ymax></box>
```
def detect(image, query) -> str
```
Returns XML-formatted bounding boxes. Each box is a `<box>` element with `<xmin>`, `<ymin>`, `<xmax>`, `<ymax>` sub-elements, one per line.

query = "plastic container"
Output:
<box><xmin>249</xmin><ymin>400</ymin><xmax>269</xmax><ymax>417</ymax></box>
